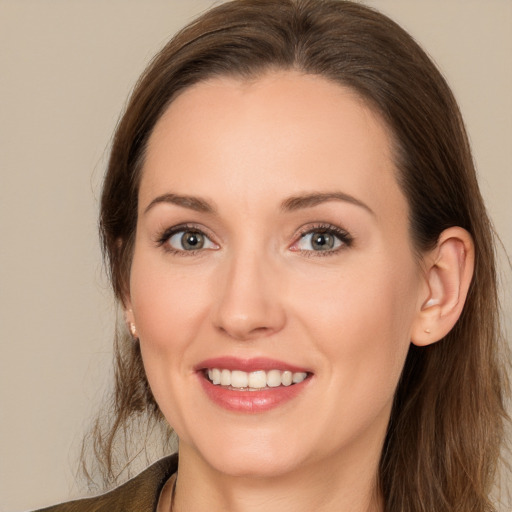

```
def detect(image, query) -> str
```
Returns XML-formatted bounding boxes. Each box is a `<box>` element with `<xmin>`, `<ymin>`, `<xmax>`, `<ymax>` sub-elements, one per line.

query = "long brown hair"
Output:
<box><xmin>88</xmin><ymin>0</ymin><xmax>510</xmax><ymax>509</ymax></box>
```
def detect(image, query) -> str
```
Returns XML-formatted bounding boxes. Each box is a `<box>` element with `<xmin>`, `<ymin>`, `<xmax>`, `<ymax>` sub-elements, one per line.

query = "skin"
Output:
<box><xmin>125</xmin><ymin>71</ymin><xmax>462</xmax><ymax>512</ymax></box>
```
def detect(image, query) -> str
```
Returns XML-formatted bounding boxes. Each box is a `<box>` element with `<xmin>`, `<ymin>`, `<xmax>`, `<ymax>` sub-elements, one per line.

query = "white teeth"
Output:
<box><xmin>220</xmin><ymin>369</ymin><xmax>231</xmax><ymax>386</ymax></box>
<box><xmin>231</xmin><ymin>370</ymin><xmax>248</xmax><ymax>388</ymax></box>
<box><xmin>248</xmin><ymin>370</ymin><xmax>266</xmax><ymax>388</ymax></box>
<box><xmin>206</xmin><ymin>368</ymin><xmax>308</xmax><ymax>389</ymax></box>
<box><xmin>281</xmin><ymin>370</ymin><xmax>293</xmax><ymax>386</ymax></box>
<box><xmin>292</xmin><ymin>372</ymin><xmax>307</xmax><ymax>384</ymax></box>
<box><xmin>211</xmin><ymin>368</ymin><xmax>221</xmax><ymax>384</ymax></box>
<box><xmin>267</xmin><ymin>369</ymin><xmax>282</xmax><ymax>388</ymax></box>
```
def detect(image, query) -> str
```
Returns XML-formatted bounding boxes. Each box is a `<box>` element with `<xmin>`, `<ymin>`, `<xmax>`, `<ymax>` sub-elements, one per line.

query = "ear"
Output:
<box><xmin>124</xmin><ymin>299</ymin><xmax>138</xmax><ymax>338</ymax></box>
<box><xmin>116</xmin><ymin>237</ymin><xmax>138</xmax><ymax>337</ymax></box>
<box><xmin>411</xmin><ymin>227</ymin><xmax>474</xmax><ymax>347</ymax></box>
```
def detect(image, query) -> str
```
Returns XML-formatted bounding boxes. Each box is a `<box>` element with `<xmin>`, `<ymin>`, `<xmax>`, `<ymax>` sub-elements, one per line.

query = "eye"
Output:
<box><xmin>160</xmin><ymin>227</ymin><xmax>218</xmax><ymax>253</ymax></box>
<box><xmin>291</xmin><ymin>225</ymin><xmax>352</xmax><ymax>253</ymax></box>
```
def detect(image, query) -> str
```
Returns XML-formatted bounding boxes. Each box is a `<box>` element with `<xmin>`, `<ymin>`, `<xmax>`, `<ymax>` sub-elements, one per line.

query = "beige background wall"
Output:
<box><xmin>1</xmin><ymin>1</ymin><xmax>510</xmax><ymax>510</ymax></box>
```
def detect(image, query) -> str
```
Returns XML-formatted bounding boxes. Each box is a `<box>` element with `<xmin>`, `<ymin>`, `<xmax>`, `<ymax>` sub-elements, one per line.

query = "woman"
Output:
<box><xmin>37</xmin><ymin>0</ymin><xmax>510</xmax><ymax>511</ymax></box>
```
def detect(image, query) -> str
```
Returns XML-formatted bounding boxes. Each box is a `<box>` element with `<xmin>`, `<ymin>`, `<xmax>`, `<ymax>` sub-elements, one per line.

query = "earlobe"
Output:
<box><xmin>411</xmin><ymin>227</ymin><xmax>474</xmax><ymax>347</ymax></box>
<box><xmin>124</xmin><ymin>303</ymin><xmax>138</xmax><ymax>339</ymax></box>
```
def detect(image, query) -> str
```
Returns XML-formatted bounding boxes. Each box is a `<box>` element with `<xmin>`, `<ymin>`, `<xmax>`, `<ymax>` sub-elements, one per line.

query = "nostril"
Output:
<box><xmin>216</xmin><ymin>322</ymin><xmax>277</xmax><ymax>341</ymax></box>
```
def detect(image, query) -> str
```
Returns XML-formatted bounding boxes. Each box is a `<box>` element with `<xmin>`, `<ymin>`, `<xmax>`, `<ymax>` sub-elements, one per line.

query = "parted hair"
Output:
<box><xmin>88</xmin><ymin>1</ymin><xmax>510</xmax><ymax>510</ymax></box>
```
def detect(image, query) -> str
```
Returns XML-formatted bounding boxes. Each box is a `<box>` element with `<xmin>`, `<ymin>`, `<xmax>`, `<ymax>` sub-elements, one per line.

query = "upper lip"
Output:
<box><xmin>195</xmin><ymin>356</ymin><xmax>311</xmax><ymax>374</ymax></box>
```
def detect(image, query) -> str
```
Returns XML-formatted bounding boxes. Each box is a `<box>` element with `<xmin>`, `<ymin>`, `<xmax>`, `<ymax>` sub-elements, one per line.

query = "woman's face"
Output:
<box><xmin>128</xmin><ymin>71</ymin><xmax>428</xmax><ymax>478</ymax></box>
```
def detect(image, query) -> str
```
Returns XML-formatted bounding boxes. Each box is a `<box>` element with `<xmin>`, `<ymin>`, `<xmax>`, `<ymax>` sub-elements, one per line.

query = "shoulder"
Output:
<box><xmin>34</xmin><ymin>455</ymin><xmax>178</xmax><ymax>512</ymax></box>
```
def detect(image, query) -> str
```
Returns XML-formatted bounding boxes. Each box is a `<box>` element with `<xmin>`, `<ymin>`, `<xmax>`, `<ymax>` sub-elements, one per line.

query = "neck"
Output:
<box><xmin>173</xmin><ymin>442</ymin><xmax>384</xmax><ymax>512</ymax></box>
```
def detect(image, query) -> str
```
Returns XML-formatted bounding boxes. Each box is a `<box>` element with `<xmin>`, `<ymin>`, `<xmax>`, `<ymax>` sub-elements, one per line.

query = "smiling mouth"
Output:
<box><xmin>205</xmin><ymin>368</ymin><xmax>309</xmax><ymax>390</ymax></box>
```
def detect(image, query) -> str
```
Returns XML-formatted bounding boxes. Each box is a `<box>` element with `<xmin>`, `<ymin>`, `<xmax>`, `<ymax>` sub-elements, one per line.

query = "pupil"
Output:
<box><xmin>312</xmin><ymin>232</ymin><xmax>333</xmax><ymax>250</ymax></box>
<box><xmin>182</xmin><ymin>232</ymin><xmax>204</xmax><ymax>250</ymax></box>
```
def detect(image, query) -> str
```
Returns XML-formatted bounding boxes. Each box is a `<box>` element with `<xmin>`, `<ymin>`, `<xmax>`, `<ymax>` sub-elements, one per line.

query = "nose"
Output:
<box><xmin>212</xmin><ymin>251</ymin><xmax>287</xmax><ymax>341</ymax></box>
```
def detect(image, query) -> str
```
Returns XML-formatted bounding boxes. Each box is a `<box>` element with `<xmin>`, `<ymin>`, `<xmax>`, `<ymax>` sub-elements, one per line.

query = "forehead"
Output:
<box><xmin>141</xmin><ymin>71</ymin><xmax>405</xmax><ymax>220</ymax></box>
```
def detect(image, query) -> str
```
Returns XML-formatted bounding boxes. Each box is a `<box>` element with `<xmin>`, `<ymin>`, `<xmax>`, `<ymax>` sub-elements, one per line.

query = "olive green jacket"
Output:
<box><xmin>37</xmin><ymin>455</ymin><xmax>178</xmax><ymax>512</ymax></box>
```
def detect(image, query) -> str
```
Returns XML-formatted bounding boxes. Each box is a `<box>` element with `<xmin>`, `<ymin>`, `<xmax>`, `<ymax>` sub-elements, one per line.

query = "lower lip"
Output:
<box><xmin>198</xmin><ymin>373</ymin><xmax>310</xmax><ymax>413</ymax></box>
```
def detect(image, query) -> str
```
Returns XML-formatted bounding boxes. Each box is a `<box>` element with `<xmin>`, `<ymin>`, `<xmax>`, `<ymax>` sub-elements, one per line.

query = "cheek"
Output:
<box><xmin>128</xmin><ymin>251</ymin><xmax>213</xmax><ymax>430</ymax></box>
<box><xmin>129</xmin><ymin>254</ymin><xmax>212</xmax><ymax>354</ymax></box>
<box><xmin>291</xmin><ymin>256</ymin><xmax>418</xmax><ymax>400</ymax></box>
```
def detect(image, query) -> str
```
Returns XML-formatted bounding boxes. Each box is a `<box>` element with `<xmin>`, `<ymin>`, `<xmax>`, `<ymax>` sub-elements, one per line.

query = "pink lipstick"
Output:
<box><xmin>195</xmin><ymin>357</ymin><xmax>312</xmax><ymax>413</ymax></box>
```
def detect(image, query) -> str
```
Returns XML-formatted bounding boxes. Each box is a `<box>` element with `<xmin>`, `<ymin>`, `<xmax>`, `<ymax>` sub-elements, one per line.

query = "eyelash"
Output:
<box><xmin>292</xmin><ymin>223</ymin><xmax>353</xmax><ymax>257</ymax></box>
<box><xmin>156</xmin><ymin>223</ymin><xmax>216</xmax><ymax>256</ymax></box>
<box><xmin>155</xmin><ymin>222</ymin><xmax>353</xmax><ymax>256</ymax></box>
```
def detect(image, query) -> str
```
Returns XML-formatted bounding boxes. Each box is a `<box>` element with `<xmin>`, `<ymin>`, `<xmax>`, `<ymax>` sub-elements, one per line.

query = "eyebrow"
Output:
<box><xmin>144</xmin><ymin>193</ymin><xmax>216</xmax><ymax>215</ymax></box>
<box><xmin>281</xmin><ymin>192</ymin><xmax>375</xmax><ymax>215</ymax></box>
<box><xmin>143</xmin><ymin>191</ymin><xmax>374</xmax><ymax>216</ymax></box>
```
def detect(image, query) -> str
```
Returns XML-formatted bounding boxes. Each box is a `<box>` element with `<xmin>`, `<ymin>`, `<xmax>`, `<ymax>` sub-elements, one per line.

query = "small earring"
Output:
<box><xmin>129</xmin><ymin>322</ymin><xmax>138</xmax><ymax>337</ymax></box>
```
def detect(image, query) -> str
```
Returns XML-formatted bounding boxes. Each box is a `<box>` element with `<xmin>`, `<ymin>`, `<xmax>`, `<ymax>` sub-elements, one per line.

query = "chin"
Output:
<box><xmin>207</xmin><ymin>450</ymin><xmax>303</xmax><ymax>479</ymax></box>
<box><xmin>181</xmin><ymin>428</ymin><xmax>307</xmax><ymax>479</ymax></box>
